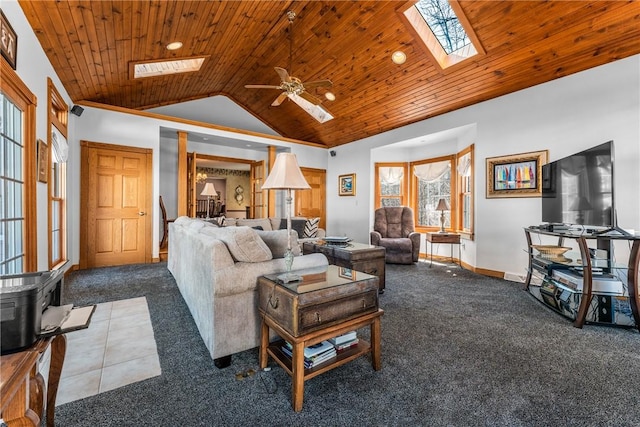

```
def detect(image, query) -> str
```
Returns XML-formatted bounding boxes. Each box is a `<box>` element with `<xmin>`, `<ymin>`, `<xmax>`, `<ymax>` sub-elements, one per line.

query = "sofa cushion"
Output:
<box><xmin>303</xmin><ymin>217</ymin><xmax>320</xmax><ymax>238</ymax></box>
<box><xmin>200</xmin><ymin>226</ymin><xmax>272</xmax><ymax>262</ymax></box>
<box><xmin>237</xmin><ymin>218</ymin><xmax>273</xmax><ymax>231</ymax></box>
<box><xmin>256</xmin><ymin>229</ymin><xmax>301</xmax><ymax>258</ymax></box>
<box><xmin>174</xmin><ymin>216</ymin><xmax>192</xmax><ymax>226</ymax></box>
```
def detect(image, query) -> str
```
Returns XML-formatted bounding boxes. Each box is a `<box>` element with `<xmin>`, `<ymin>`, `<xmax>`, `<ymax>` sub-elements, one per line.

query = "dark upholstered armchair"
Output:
<box><xmin>370</xmin><ymin>207</ymin><xmax>420</xmax><ymax>264</ymax></box>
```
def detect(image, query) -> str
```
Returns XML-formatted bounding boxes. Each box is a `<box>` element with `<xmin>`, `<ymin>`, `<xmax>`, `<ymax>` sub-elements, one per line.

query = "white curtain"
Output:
<box><xmin>51</xmin><ymin>126</ymin><xmax>69</xmax><ymax>163</ymax></box>
<box><xmin>413</xmin><ymin>160</ymin><xmax>449</xmax><ymax>182</ymax></box>
<box><xmin>379</xmin><ymin>166</ymin><xmax>404</xmax><ymax>184</ymax></box>
<box><xmin>457</xmin><ymin>153</ymin><xmax>471</xmax><ymax>176</ymax></box>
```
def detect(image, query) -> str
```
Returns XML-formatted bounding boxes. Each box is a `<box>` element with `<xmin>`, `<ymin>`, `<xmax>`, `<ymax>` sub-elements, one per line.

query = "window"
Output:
<box><xmin>0</xmin><ymin>93</ymin><xmax>24</xmax><ymax>274</ymax></box>
<box><xmin>402</xmin><ymin>0</ymin><xmax>484</xmax><ymax>71</ymax></box>
<box><xmin>374</xmin><ymin>145</ymin><xmax>474</xmax><ymax>238</ymax></box>
<box><xmin>48</xmin><ymin>79</ymin><xmax>68</xmax><ymax>269</ymax></box>
<box><xmin>375</xmin><ymin>163</ymin><xmax>408</xmax><ymax>208</ymax></box>
<box><xmin>1</xmin><ymin>62</ymin><xmax>37</xmax><ymax>273</ymax></box>
<box><xmin>412</xmin><ymin>156</ymin><xmax>455</xmax><ymax>230</ymax></box>
<box><xmin>456</xmin><ymin>144</ymin><xmax>474</xmax><ymax>236</ymax></box>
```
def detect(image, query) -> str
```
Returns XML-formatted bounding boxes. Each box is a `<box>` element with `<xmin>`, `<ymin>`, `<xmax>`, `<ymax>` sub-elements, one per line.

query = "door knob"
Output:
<box><xmin>138</xmin><ymin>211</ymin><xmax>146</xmax><ymax>216</ymax></box>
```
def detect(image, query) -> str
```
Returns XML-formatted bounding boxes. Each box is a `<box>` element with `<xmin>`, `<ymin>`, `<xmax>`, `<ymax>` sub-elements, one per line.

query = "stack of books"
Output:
<box><xmin>281</xmin><ymin>340</ymin><xmax>337</xmax><ymax>369</ymax></box>
<box><xmin>329</xmin><ymin>331</ymin><xmax>359</xmax><ymax>353</ymax></box>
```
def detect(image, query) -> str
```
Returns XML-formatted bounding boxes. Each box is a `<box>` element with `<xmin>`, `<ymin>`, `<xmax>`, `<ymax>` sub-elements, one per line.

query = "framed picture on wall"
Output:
<box><xmin>338</xmin><ymin>173</ymin><xmax>356</xmax><ymax>196</ymax></box>
<box><xmin>486</xmin><ymin>150</ymin><xmax>548</xmax><ymax>198</ymax></box>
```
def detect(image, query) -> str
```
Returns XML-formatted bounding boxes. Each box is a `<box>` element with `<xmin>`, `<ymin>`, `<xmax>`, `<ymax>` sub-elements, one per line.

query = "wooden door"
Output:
<box><xmin>80</xmin><ymin>141</ymin><xmax>152</xmax><ymax>268</ymax></box>
<box><xmin>251</xmin><ymin>160</ymin><xmax>266</xmax><ymax>218</ymax></box>
<box><xmin>296</xmin><ymin>168</ymin><xmax>326</xmax><ymax>229</ymax></box>
<box><xmin>187</xmin><ymin>152</ymin><xmax>196</xmax><ymax>217</ymax></box>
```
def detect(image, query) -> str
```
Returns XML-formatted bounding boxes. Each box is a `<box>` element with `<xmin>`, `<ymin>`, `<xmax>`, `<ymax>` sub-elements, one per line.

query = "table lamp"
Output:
<box><xmin>262</xmin><ymin>153</ymin><xmax>311</xmax><ymax>283</ymax></box>
<box><xmin>436</xmin><ymin>198</ymin><xmax>450</xmax><ymax>233</ymax></box>
<box><xmin>201</xmin><ymin>183</ymin><xmax>217</xmax><ymax>219</ymax></box>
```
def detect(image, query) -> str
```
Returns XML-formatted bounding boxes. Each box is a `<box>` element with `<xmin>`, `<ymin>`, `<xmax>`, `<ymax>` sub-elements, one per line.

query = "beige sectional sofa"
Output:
<box><xmin>167</xmin><ymin>216</ymin><xmax>328</xmax><ymax>367</ymax></box>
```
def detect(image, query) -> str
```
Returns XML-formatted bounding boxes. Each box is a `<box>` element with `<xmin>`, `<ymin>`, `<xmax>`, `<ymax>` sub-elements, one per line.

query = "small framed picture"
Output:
<box><xmin>339</xmin><ymin>267</ymin><xmax>354</xmax><ymax>280</ymax></box>
<box><xmin>486</xmin><ymin>150</ymin><xmax>548</xmax><ymax>198</ymax></box>
<box><xmin>338</xmin><ymin>173</ymin><xmax>356</xmax><ymax>196</ymax></box>
<box><xmin>37</xmin><ymin>139</ymin><xmax>48</xmax><ymax>183</ymax></box>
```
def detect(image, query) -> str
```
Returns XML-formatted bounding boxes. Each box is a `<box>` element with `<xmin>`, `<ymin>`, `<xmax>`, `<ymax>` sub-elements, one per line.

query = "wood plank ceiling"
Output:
<box><xmin>19</xmin><ymin>1</ymin><xmax>640</xmax><ymax>148</ymax></box>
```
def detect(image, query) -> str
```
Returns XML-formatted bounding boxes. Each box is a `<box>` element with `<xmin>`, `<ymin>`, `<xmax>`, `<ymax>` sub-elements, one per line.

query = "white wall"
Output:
<box><xmin>148</xmin><ymin>96</ymin><xmax>279</xmax><ymax>136</ymax></box>
<box><xmin>74</xmin><ymin>108</ymin><xmax>327</xmax><ymax>262</ymax></box>
<box><xmin>9</xmin><ymin>0</ymin><xmax>640</xmax><ymax>278</ymax></box>
<box><xmin>327</xmin><ymin>54</ymin><xmax>640</xmax><ymax>278</ymax></box>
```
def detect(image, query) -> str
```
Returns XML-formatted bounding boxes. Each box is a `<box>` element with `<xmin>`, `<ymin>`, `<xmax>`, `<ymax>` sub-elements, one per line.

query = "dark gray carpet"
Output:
<box><xmin>57</xmin><ymin>262</ymin><xmax>640</xmax><ymax>426</ymax></box>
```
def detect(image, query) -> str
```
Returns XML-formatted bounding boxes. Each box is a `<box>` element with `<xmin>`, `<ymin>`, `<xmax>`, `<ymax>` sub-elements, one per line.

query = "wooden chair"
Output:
<box><xmin>160</xmin><ymin>196</ymin><xmax>175</xmax><ymax>250</ymax></box>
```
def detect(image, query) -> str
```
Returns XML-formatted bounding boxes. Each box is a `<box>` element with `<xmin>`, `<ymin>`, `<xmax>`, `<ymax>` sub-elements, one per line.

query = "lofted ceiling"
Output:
<box><xmin>19</xmin><ymin>1</ymin><xmax>640</xmax><ymax>148</ymax></box>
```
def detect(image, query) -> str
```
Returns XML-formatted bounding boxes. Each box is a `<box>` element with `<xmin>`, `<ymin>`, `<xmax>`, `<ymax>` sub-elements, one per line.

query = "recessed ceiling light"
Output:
<box><xmin>325</xmin><ymin>92</ymin><xmax>336</xmax><ymax>101</ymax></box>
<box><xmin>166</xmin><ymin>41</ymin><xmax>183</xmax><ymax>50</ymax></box>
<box><xmin>392</xmin><ymin>50</ymin><xmax>407</xmax><ymax>65</ymax></box>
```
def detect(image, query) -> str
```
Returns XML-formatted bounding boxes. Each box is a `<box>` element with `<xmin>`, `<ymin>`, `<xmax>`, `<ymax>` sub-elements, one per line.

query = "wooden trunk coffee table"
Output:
<box><xmin>257</xmin><ymin>265</ymin><xmax>384</xmax><ymax>412</ymax></box>
<box><xmin>303</xmin><ymin>241</ymin><xmax>386</xmax><ymax>293</ymax></box>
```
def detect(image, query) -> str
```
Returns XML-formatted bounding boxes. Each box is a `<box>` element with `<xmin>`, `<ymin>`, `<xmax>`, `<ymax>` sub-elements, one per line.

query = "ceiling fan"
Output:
<box><xmin>245</xmin><ymin>11</ymin><xmax>335</xmax><ymax>123</ymax></box>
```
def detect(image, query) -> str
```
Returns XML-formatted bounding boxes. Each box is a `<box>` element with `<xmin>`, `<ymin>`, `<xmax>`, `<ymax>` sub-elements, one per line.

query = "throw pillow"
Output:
<box><xmin>200</xmin><ymin>226</ymin><xmax>272</xmax><ymax>262</ymax></box>
<box><xmin>256</xmin><ymin>229</ymin><xmax>301</xmax><ymax>258</ymax></box>
<box><xmin>279</xmin><ymin>218</ymin><xmax>307</xmax><ymax>238</ymax></box>
<box><xmin>215</xmin><ymin>215</ymin><xmax>226</xmax><ymax>227</ymax></box>
<box><xmin>303</xmin><ymin>217</ymin><xmax>320</xmax><ymax>238</ymax></box>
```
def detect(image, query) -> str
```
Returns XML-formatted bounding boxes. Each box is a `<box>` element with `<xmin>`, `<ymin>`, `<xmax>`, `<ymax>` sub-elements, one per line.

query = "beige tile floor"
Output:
<box><xmin>55</xmin><ymin>297</ymin><xmax>161</xmax><ymax>405</ymax></box>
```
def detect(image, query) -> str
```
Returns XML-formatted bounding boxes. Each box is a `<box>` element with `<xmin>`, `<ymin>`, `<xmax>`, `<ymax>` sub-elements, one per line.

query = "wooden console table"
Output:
<box><xmin>0</xmin><ymin>335</ymin><xmax>66</xmax><ymax>426</ymax></box>
<box><xmin>425</xmin><ymin>232</ymin><xmax>461</xmax><ymax>267</ymax></box>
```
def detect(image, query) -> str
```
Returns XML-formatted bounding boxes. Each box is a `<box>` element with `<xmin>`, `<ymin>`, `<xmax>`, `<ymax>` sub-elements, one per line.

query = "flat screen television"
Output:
<box><xmin>541</xmin><ymin>141</ymin><xmax>615</xmax><ymax>228</ymax></box>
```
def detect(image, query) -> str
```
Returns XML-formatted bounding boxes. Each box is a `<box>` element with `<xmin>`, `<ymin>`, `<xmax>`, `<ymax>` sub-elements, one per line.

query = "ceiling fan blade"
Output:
<box><xmin>303</xmin><ymin>79</ymin><xmax>333</xmax><ymax>89</ymax></box>
<box><xmin>289</xmin><ymin>93</ymin><xmax>334</xmax><ymax>123</ymax></box>
<box><xmin>271</xmin><ymin>92</ymin><xmax>288</xmax><ymax>107</ymax></box>
<box><xmin>274</xmin><ymin>67</ymin><xmax>292</xmax><ymax>83</ymax></box>
<box><xmin>299</xmin><ymin>91</ymin><xmax>323</xmax><ymax>105</ymax></box>
<box><xmin>245</xmin><ymin>84</ymin><xmax>282</xmax><ymax>89</ymax></box>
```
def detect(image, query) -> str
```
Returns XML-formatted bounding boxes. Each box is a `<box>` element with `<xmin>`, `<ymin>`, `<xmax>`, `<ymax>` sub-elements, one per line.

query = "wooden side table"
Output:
<box><xmin>0</xmin><ymin>335</ymin><xmax>66</xmax><ymax>426</ymax></box>
<box><xmin>260</xmin><ymin>309</ymin><xmax>383</xmax><ymax>412</ymax></box>
<box><xmin>425</xmin><ymin>232</ymin><xmax>461</xmax><ymax>267</ymax></box>
<box><xmin>257</xmin><ymin>266</ymin><xmax>383</xmax><ymax>411</ymax></box>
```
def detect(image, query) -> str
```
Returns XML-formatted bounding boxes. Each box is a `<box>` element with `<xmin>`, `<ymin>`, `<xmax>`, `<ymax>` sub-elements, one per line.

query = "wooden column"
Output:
<box><xmin>177</xmin><ymin>131</ymin><xmax>188</xmax><ymax>217</ymax></box>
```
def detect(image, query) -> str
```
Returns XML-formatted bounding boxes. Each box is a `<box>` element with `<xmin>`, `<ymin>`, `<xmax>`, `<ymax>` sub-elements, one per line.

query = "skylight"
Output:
<box><xmin>131</xmin><ymin>57</ymin><xmax>207</xmax><ymax>79</ymax></box>
<box><xmin>402</xmin><ymin>0</ymin><xmax>482</xmax><ymax>70</ymax></box>
<box><xmin>415</xmin><ymin>0</ymin><xmax>470</xmax><ymax>55</ymax></box>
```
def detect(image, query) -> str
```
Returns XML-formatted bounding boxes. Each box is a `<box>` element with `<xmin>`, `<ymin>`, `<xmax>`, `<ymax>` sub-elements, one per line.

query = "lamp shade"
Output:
<box><xmin>262</xmin><ymin>153</ymin><xmax>311</xmax><ymax>190</ymax></box>
<box><xmin>436</xmin><ymin>198</ymin><xmax>450</xmax><ymax>211</ymax></box>
<box><xmin>200</xmin><ymin>182</ymin><xmax>217</xmax><ymax>197</ymax></box>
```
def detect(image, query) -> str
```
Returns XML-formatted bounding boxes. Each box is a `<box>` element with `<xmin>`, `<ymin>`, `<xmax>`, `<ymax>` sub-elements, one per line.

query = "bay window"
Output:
<box><xmin>374</xmin><ymin>144</ymin><xmax>474</xmax><ymax>238</ymax></box>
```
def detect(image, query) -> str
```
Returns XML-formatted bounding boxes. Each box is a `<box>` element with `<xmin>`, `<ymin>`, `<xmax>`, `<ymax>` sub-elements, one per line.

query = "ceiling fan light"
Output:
<box><xmin>392</xmin><ymin>50</ymin><xmax>407</xmax><ymax>65</ymax></box>
<box><xmin>166</xmin><ymin>41</ymin><xmax>183</xmax><ymax>50</ymax></box>
<box><xmin>325</xmin><ymin>92</ymin><xmax>336</xmax><ymax>101</ymax></box>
